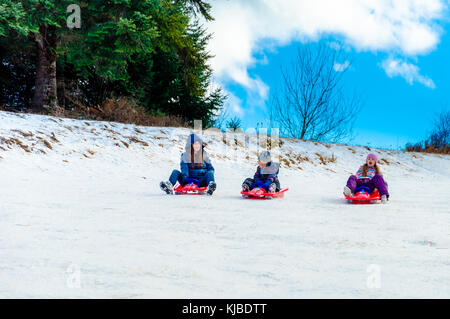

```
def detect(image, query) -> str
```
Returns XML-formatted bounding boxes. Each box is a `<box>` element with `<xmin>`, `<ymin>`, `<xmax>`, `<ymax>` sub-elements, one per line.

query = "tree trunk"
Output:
<box><xmin>32</xmin><ymin>24</ymin><xmax>59</xmax><ymax>113</ymax></box>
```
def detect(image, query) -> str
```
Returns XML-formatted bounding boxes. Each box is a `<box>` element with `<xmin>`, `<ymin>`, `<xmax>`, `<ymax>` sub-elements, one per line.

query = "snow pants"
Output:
<box><xmin>242</xmin><ymin>177</ymin><xmax>280</xmax><ymax>192</ymax></box>
<box><xmin>346</xmin><ymin>174</ymin><xmax>389</xmax><ymax>197</ymax></box>
<box><xmin>169</xmin><ymin>169</ymin><xmax>214</xmax><ymax>187</ymax></box>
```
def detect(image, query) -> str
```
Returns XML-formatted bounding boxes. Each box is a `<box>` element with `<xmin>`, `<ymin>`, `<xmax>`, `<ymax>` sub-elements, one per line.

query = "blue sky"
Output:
<box><xmin>205</xmin><ymin>0</ymin><xmax>450</xmax><ymax>149</ymax></box>
<box><xmin>231</xmin><ymin>35</ymin><xmax>450</xmax><ymax>149</ymax></box>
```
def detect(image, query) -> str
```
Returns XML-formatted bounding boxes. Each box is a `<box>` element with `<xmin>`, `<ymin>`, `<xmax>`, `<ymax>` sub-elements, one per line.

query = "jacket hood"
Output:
<box><xmin>184</xmin><ymin>133</ymin><xmax>204</xmax><ymax>152</ymax></box>
<box><xmin>181</xmin><ymin>133</ymin><xmax>210</xmax><ymax>164</ymax></box>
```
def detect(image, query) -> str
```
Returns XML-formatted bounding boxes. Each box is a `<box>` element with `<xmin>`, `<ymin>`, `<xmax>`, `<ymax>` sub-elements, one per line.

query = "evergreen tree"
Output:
<box><xmin>0</xmin><ymin>0</ymin><xmax>225</xmax><ymax>126</ymax></box>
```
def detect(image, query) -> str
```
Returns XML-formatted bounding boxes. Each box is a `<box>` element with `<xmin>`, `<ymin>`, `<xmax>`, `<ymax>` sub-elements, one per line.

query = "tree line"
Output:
<box><xmin>406</xmin><ymin>110</ymin><xmax>450</xmax><ymax>154</ymax></box>
<box><xmin>0</xmin><ymin>0</ymin><xmax>225</xmax><ymax>127</ymax></box>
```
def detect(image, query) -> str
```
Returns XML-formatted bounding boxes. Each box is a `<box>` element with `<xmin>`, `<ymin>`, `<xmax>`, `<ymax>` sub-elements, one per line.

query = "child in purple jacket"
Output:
<box><xmin>344</xmin><ymin>153</ymin><xmax>389</xmax><ymax>203</ymax></box>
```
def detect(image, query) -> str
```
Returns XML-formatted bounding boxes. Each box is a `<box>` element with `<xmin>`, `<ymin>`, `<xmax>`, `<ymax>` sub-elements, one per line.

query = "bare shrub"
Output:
<box><xmin>406</xmin><ymin>109</ymin><xmax>450</xmax><ymax>154</ymax></box>
<box><xmin>316</xmin><ymin>152</ymin><xmax>337</xmax><ymax>165</ymax></box>
<box><xmin>58</xmin><ymin>96</ymin><xmax>186</xmax><ymax>127</ymax></box>
<box><xmin>280</xmin><ymin>156</ymin><xmax>291</xmax><ymax>168</ymax></box>
<box><xmin>128</xmin><ymin>136</ymin><xmax>149</xmax><ymax>147</ymax></box>
<box><xmin>11</xmin><ymin>130</ymin><xmax>33</xmax><ymax>138</ymax></box>
<box><xmin>0</xmin><ymin>137</ymin><xmax>31</xmax><ymax>152</ymax></box>
<box><xmin>50</xmin><ymin>133</ymin><xmax>59</xmax><ymax>143</ymax></box>
<box><xmin>270</xmin><ymin>43</ymin><xmax>361</xmax><ymax>142</ymax></box>
<box><xmin>37</xmin><ymin>137</ymin><xmax>53</xmax><ymax>149</ymax></box>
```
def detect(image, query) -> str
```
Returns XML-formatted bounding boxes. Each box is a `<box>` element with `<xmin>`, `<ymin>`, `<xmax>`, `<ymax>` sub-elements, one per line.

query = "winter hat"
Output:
<box><xmin>258</xmin><ymin>151</ymin><xmax>272</xmax><ymax>163</ymax></box>
<box><xmin>366</xmin><ymin>153</ymin><xmax>378</xmax><ymax>163</ymax></box>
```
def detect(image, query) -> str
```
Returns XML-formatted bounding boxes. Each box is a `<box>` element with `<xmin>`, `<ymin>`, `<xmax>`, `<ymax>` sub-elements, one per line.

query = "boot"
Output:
<box><xmin>268</xmin><ymin>183</ymin><xmax>277</xmax><ymax>193</ymax></box>
<box><xmin>343</xmin><ymin>186</ymin><xmax>353</xmax><ymax>197</ymax></box>
<box><xmin>242</xmin><ymin>183</ymin><xmax>250</xmax><ymax>192</ymax></box>
<box><xmin>160</xmin><ymin>181</ymin><xmax>173</xmax><ymax>195</ymax></box>
<box><xmin>207</xmin><ymin>181</ymin><xmax>216</xmax><ymax>195</ymax></box>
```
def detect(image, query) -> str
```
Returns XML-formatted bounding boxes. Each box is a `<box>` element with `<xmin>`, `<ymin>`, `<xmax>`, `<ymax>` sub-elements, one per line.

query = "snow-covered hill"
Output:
<box><xmin>0</xmin><ymin>110</ymin><xmax>449</xmax><ymax>298</ymax></box>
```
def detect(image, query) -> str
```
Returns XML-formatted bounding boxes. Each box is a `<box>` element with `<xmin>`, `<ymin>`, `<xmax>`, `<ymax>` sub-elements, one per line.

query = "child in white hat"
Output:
<box><xmin>242</xmin><ymin>151</ymin><xmax>280</xmax><ymax>193</ymax></box>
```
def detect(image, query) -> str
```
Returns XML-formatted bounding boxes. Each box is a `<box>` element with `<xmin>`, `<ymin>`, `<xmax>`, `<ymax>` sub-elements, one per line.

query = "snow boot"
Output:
<box><xmin>268</xmin><ymin>183</ymin><xmax>277</xmax><ymax>193</ymax></box>
<box><xmin>381</xmin><ymin>194</ymin><xmax>388</xmax><ymax>204</ymax></box>
<box><xmin>160</xmin><ymin>181</ymin><xmax>173</xmax><ymax>195</ymax></box>
<box><xmin>207</xmin><ymin>181</ymin><xmax>216</xmax><ymax>195</ymax></box>
<box><xmin>343</xmin><ymin>186</ymin><xmax>353</xmax><ymax>197</ymax></box>
<box><xmin>242</xmin><ymin>184</ymin><xmax>250</xmax><ymax>192</ymax></box>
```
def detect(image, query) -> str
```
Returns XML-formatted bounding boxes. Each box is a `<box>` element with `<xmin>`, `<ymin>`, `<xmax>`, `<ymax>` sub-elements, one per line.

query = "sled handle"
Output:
<box><xmin>251</xmin><ymin>181</ymin><xmax>265</xmax><ymax>188</ymax></box>
<box><xmin>355</xmin><ymin>186</ymin><xmax>371</xmax><ymax>193</ymax></box>
<box><xmin>185</xmin><ymin>178</ymin><xmax>200</xmax><ymax>185</ymax></box>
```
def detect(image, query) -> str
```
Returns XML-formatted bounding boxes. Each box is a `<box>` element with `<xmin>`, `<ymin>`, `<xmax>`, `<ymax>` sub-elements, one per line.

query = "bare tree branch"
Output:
<box><xmin>270</xmin><ymin>42</ymin><xmax>362</xmax><ymax>142</ymax></box>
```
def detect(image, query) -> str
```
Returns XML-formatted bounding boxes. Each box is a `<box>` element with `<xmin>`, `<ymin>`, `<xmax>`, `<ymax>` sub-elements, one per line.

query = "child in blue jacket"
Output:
<box><xmin>160</xmin><ymin>133</ymin><xmax>216</xmax><ymax>195</ymax></box>
<box><xmin>242</xmin><ymin>151</ymin><xmax>280</xmax><ymax>193</ymax></box>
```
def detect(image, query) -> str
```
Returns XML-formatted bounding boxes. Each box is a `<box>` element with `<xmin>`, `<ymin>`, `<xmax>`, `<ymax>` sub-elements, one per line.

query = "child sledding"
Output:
<box><xmin>241</xmin><ymin>151</ymin><xmax>288</xmax><ymax>199</ymax></box>
<box><xmin>343</xmin><ymin>153</ymin><xmax>389</xmax><ymax>204</ymax></box>
<box><xmin>160</xmin><ymin>133</ymin><xmax>216</xmax><ymax>195</ymax></box>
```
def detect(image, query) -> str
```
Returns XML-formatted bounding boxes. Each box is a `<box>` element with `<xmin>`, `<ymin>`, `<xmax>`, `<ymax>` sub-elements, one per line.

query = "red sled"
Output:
<box><xmin>345</xmin><ymin>186</ymin><xmax>380</xmax><ymax>204</ymax></box>
<box><xmin>241</xmin><ymin>187</ymin><xmax>289</xmax><ymax>200</ymax></box>
<box><xmin>174</xmin><ymin>178</ymin><xmax>207</xmax><ymax>195</ymax></box>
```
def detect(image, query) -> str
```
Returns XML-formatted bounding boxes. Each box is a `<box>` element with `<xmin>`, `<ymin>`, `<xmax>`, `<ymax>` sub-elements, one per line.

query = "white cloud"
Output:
<box><xmin>381</xmin><ymin>57</ymin><xmax>436</xmax><ymax>88</ymax></box>
<box><xmin>206</xmin><ymin>0</ymin><xmax>446</xmax><ymax>99</ymax></box>
<box><xmin>334</xmin><ymin>61</ymin><xmax>351</xmax><ymax>72</ymax></box>
<box><xmin>328</xmin><ymin>41</ymin><xmax>342</xmax><ymax>51</ymax></box>
<box><xmin>207</xmin><ymin>81</ymin><xmax>245</xmax><ymax>118</ymax></box>
<box><xmin>223</xmin><ymin>89</ymin><xmax>245</xmax><ymax>116</ymax></box>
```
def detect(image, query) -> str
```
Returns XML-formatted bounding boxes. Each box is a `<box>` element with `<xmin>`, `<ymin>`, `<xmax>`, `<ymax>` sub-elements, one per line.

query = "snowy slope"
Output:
<box><xmin>0</xmin><ymin>110</ymin><xmax>449</xmax><ymax>298</ymax></box>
